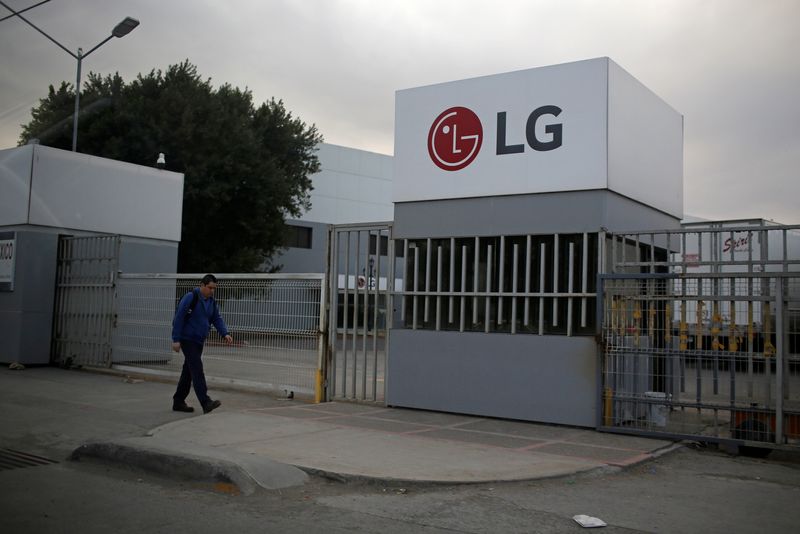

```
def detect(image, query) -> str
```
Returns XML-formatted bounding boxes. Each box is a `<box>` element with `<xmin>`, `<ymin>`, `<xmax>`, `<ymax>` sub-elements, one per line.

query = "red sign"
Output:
<box><xmin>427</xmin><ymin>106</ymin><xmax>483</xmax><ymax>171</ymax></box>
<box><xmin>723</xmin><ymin>234</ymin><xmax>750</xmax><ymax>253</ymax></box>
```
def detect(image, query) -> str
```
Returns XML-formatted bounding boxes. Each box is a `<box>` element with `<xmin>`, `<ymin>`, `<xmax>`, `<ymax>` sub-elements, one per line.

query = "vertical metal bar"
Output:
<box><xmin>539</xmin><ymin>243</ymin><xmax>546</xmax><ymax>336</ymax></box>
<box><xmin>401</xmin><ymin>239</ymin><xmax>408</xmax><ymax>319</ymax></box>
<box><xmin>776</xmin><ymin>276</ymin><xmax>784</xmax><ymax>444</ymax></box>
<box><xmin>713</xmin><ymin>231</ymin><xmax>720</xmax><ymax>396</ymax></box>
<box><xmin>747</xmin><ymin>234</ymin><xmax>754</xmax><ymax>398</ymax></box>
<box><xmin>598</xmin><ymin>231</ymin><xmax>606</xmax><ymax>276</ymax></box>
<box><xmin>342</xmin><ymin>231</ymin><xmax>350</xmax><ymax>398</ymax></box>
<box><xmin>635</xmin><ymin>234</ymin><xmax>641</xmax><ymax>269</ymax></box>
<box><xmin>327</xmin><ymin>230</ymin><xmax>340</xmax><ymax>400</ymax></box>
<box><xmin>666</xmin><ymin>232</ymin><xmax>672</xmax><ymax>269</ymax></box>
<box><xmin>680</xmin><ymin>232</ymin><xmax>687</xmax><ymax>394</ymax></box>
<box><xmin>498</xmin><ymin>236</ymin><xmax>505</xmax><ymax>326</ymax></box>
<box><xmin>729</xmin><ymin>247</ymin><xmax>736</xmax><ymax>407</ymax></box>
<box><xmin>729</xmin><ymin>230</ymin><xmax>735</xmax><ymax>263</ymax></box>
<box><xmin>460</xmin><ymin>245</ymin><xmax>467</xmax><ymax>332</ymax></box>
<box><xmin>385</xmin><ymin>227</ymin><xmax>396</xmax><ymax>403</ymax></box>
<box><xmin>762</xmin><ymin>233</ymin><xmax>771</xmax><ymax>409</ymax></box>
<box><xmin>511</xmin><ymin>244</ymin><xmax>519</xmax><ymax>334</ymax></box>
<box><xmin>524</xmin><ymin>235</ymin><xmax>531</xmax><ymax>327</ymax></box>
<box><xmin>473</xmin><ymin>237</ymin><xmax>479</xmax><ymax>325</ymax></box>
<box><xmin>596</xmin><ymin>275</ymin><xmax>606</xmax><ymax>429</ymax></box>
<box><xmin>611</xmin><ymin>234</ymin><xmax>618</xmax><ymax>274</ymax></box>
<box><xmin>436</xmin><ymin>245</ymin><xmax>443</xmax><ymax>331</ymax></box>
<box><xmin>449</xmin><ymin>238</ymin><xmax>455</xmax><ymax>324</ymax></box>
<box><xmin>318</xmin><ymin>269</ymin><xmax>328</xmax><ymax>403</ymax></box>
<box><xmin>485</xmin><ymin>244</ymin><xmax>493</xmax><ymax>334</ymax></box>
<box><xmin>372</xmin><ymin>230</ymin><xmax>381</xmax><ymax>401</ymax></box>
<box><xmin>697</xmin><ymin>232</ymin><xmax>703</xmax><ymax>266</ymax></box>
<box><xmin>352</xmin><ymin>232</ymin><xmax>361</xmax><ymax>398</ymax></box>
<box><xmin>424</xmin><ymin>238</ymin><xmax>431</xmax><ymax>324</ymax></box>
<box><xmin>567</xmin><ymin>242</ymin><xmax>575</xmax><ymax>336</ymax></box>
<box><xmin>362</xmin><ymin>232</ymin><xmax>370</xmax><ymax>400</ymax></box>
<box><xmin>582</xmin><ymin>232</ymin><xmax>588</xmax><ymax>328</ymax></box>
<box><xmin>783</xmin><ymin>229</ymin><xmax>789</xmax><ymax>273</ymax></box>
<box><xmin>412</xmin><ymin>246</ymin><xmax>419</xmax><ymax>330</ymax></box>
<box><xmin>649</xmin><ymin>233</ymin><xmax>655</xmax><ymax>275</ymax></box>
<box><xmin>108</xmin><ymin>236</ymin><xmax>120</xmax><ymax>368</ymax></box>
<box><xmin>696</xmin><ymin>293</ymin><xmax>702</xmax><ymax>409</ymax></box>
<box><xmin>553</xmin><ymin>234</ymin><xmax>560</xmax><ymax>327</ymax></box>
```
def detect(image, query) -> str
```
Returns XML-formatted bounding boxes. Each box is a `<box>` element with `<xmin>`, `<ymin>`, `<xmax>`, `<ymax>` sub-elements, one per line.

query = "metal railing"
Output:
<box><xmin>398</xmin><ymin>233</ymin><xmax>600</xmax><ymax>335</ymax></box>
<box><xmin>51</xmin><ymin>235</ymin><xmax>120</xmax><ymax>368</ymax></box>
<box><xmin>112</xmin><ymin>273</ymin><xmax>326</xmax><ymax>398</ymax></box>
<box><xmin>608</xmin><ymin>223</ymin><xmax>800</xmax><ymax>274</ymax></box>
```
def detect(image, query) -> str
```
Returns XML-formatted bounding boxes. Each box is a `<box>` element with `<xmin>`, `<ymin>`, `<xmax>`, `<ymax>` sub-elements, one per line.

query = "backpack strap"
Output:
<box><xmin>185</xmin><ymin>289</ymin><xmax>200</xmax><ymax>320</ymax></box>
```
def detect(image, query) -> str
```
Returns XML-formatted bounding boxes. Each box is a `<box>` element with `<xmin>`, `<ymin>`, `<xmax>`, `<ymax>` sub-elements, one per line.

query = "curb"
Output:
<box><xmin>70</xmin><ymin>442</ymin><xmax>259</xmax><ymax>495</ymax></box>
<box><xmin>294</xmin><ymin>463</ymin><xmax>607</xmax><ymax>487</ymax></box>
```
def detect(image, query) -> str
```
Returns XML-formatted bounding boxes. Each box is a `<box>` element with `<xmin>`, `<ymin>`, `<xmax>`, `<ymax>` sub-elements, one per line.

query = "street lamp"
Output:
<box><xmin>0</xmin><ymin>1</ymin><xmax>139</xmax><ymax>151</ymax></box>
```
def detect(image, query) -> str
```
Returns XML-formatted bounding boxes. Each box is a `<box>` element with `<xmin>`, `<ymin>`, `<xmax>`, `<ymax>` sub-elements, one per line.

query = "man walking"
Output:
<box><xmin>171</xmin><ymin>274</ymin><xmax>233</xmax><ymax>414</ymax></box>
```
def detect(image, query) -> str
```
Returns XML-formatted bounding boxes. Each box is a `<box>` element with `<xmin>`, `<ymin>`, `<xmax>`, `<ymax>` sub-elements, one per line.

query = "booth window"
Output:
<box><xmin>284</xmin><ymin>224</ymin><xmax>313</xmax><ymax>249</ymax></box>
<box><xmin>400</xmin><ymin>233</ymin><xmax>600</xmax><ymax>335</ymax></box>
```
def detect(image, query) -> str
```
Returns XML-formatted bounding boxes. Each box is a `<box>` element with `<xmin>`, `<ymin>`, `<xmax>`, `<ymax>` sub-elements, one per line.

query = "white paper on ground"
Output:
<box><xmin>572</xmin><ymin>514</ymin><xmax>607</xmax><ymax>528</ymax></box>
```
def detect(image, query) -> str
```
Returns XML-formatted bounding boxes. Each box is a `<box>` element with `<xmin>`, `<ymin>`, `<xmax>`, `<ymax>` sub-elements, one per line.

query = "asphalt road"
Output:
<box><xmin>1</xmin><ymin>367</ymin><xmax>799</xmax><ymax>533</ymax></box>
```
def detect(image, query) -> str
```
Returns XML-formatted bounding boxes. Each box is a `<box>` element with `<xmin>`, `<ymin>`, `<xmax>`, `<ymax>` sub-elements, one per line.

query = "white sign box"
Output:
<box><xmin>394</xmin><ymin>57</ymin><xmax>683</xmax><ymax>218</ymax></box>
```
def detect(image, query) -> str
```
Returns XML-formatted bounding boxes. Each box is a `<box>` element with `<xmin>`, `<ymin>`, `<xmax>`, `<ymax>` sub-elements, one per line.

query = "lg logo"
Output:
<box><xmin>427</xmin><ymin>105</ymin><xmax>563</xmax><ymax>171</ymax></box>
<box><xmin>428</xmin><ymin>107</ymin><xmax>483</xmax><ymax>171</ymax></box>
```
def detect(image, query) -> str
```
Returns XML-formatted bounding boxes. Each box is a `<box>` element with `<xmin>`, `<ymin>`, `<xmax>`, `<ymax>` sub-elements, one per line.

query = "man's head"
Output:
<box><xmin>199</xmin><ymin>274</ymin><xmax>218</xmax><ymax>298</ymax></box>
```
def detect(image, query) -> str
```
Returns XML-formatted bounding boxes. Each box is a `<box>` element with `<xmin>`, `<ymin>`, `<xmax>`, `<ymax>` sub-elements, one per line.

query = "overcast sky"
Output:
<box><xmin>1</xmin><ymin>0</ymin><xmax>798</xmax><ymax>223</ymax></box>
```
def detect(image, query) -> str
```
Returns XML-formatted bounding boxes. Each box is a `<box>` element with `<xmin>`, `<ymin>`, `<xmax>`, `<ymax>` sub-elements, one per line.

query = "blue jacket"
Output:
<box><xmin>171</xmin><ymin>288</ymin><xmax>229</xmax><ymax>344</ymax></box>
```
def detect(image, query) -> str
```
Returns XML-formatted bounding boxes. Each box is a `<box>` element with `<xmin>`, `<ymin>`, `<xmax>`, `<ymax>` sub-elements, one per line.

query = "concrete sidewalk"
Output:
<box><xmin>1</xmin><ymin>367</ymin><xmax>677</xmax><ymax>493</ymax></box>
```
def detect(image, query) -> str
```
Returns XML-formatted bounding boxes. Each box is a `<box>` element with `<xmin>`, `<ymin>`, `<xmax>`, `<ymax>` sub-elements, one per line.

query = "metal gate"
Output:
<box><xmin>51</xmin><ymin>235</ymin><xmax>120</xmax><ymax>367</ymax></box>
<box><xmin>327</xmin><ymin>223</ymin><xmax>395</xmax><ymax>402</ymax></box>
<box><xmin>598</xmin><ymin>224</ymin><xmax>800</xmax><ymax>449</ymax></box>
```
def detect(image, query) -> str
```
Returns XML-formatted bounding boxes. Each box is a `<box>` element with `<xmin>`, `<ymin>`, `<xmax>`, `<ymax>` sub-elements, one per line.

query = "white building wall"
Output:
<box><xmin>607</xmin><ymin>60</ymin><xmax>684</xmax><ymax>218</ymax></box>
<box><xmin>298</xmin><ymin>143</ymin><xmax>393</xmax><ymax>225</ymax></box>
<box><xmin>276</xmin><ymin>143</ymin><xmax>394</xmax><ymax>273</ymax></box>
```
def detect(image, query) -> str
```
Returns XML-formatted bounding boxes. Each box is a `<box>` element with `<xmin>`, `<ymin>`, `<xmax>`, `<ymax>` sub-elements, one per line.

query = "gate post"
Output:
<box><xmin>595</xmin><ymin>274</ymin><xmax>606</xmax><ymax>429</ymax></box>
<box><xmin>315</xmin><ymin>269</ymin><xmax>328</xmax><ymax>403</ymax></box>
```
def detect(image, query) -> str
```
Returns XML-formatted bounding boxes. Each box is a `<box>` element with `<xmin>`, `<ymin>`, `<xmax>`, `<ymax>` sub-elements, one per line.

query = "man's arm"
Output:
<box><xmin>211</xmin><ymin>301</ymin><xmax>233</xmax><ymax>345</ymax></box>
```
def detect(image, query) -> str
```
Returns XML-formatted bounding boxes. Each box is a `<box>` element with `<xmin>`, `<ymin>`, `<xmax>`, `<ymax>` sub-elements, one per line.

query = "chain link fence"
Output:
<box><xmin>112</xmin><ymin>274</ymin><xmax>325</xmax><ymax>397</ymax></box>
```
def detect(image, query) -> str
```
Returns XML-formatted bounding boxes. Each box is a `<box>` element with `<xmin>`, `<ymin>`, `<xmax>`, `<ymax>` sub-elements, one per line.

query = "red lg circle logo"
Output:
<box><xmin>427</xmin><ymin>106</ymin><xmax>483</xmax><ymax>171</ymax></box>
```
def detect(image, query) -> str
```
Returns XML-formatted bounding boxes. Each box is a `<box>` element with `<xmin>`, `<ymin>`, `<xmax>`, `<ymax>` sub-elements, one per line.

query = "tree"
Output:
<box><xmin>19</xmin><ymin>61</ymin><xmax>322</xmax><ymax>272</ymax></box>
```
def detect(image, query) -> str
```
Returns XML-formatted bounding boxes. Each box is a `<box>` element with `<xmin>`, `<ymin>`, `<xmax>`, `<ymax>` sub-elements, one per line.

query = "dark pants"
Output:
<box><xmin>173</xmin><ymin>340</ymin><xmax>210</xmax><ymax>406</ymax></box>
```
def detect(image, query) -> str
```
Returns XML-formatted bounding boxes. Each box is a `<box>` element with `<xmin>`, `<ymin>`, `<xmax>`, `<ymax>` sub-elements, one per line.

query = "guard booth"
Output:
<box><xmin>386</xmin><ymin>57</ymin><xmax>684</xmax><ymax>427</ymax></box>
<box><xmin>0</xmin><ymin>144</ymin><xmax>183</xmax><ymax>367</ymax></box>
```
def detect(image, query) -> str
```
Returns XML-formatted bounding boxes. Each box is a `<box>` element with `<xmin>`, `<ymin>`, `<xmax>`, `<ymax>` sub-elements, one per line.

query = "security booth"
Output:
<box><xmin>387</xmin><ymin>57</ymin><xmax>684</xmax><ymax>427</ymax></box>
<box><xmin>0</xmin><ymin>144</ymin><xmax>183</xmax><ymax>367</ymax></box>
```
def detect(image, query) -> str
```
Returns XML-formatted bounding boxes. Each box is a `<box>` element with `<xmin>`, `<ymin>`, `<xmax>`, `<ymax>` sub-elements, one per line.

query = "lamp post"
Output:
<box><xmin>0</xmin><ymin>2</ymin><xmax>138</xmax><ymax>151</ymax></box>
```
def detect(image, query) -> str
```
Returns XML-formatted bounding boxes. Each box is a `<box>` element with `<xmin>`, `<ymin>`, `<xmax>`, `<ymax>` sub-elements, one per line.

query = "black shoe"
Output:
<box><xmin>172</xmin><ymin>402</ymin><xmax>195</xmax><ymax>413</ymax></box>
<box><xmin>202</xmin><ymin>399</ymin><xmax>221</xmax><ymax>414</ymax></box>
